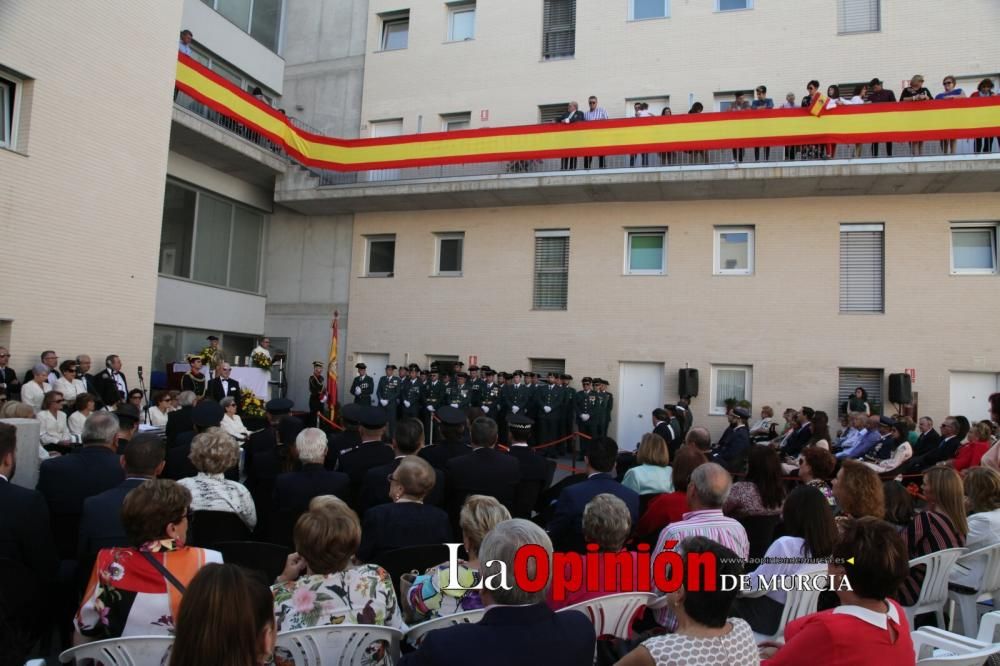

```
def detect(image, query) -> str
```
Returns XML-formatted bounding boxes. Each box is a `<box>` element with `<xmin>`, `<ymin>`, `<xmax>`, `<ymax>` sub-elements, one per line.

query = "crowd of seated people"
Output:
<box><xmin>4</xmin><ymin>367</ymin><xmax>1000</xmax><ymax>664</ymax></box>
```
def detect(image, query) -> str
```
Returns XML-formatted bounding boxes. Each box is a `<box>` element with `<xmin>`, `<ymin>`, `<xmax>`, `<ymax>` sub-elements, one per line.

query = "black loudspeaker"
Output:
<box><xmin>888</xmin><ymin>373</ymin><xmax>912</xmax><ymax>404</ymax></box>
<box><xmin>678</xmin><ymin>368</ymin><xmax>699</xmax><ymax>398</ymax></box>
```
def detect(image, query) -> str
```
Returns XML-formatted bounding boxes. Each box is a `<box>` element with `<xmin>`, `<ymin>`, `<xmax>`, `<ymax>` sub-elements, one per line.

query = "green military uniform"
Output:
<box><xmin>535</xmin><ymin>380</ymin><xmax>563</xmax><ymax>449</ymax></box>
<box><xmin>447</xmin><ymin>376</ymin><xmax>474</xmax><ymax>409</ymax></box>
<box><xmin>423</xmin><ymin>376</ymin><xmax>447</xmax><ymax>441</ymax></box>
<box><xmin>350</xmin><ymin>364</ymin><xmax>374</xmax><ymax>404</ymax></box>
<box><xmin>376</xmin><ymin>367</ymin><xmax>402</xmax><ymax>436</ymax></box>
<box><xmin>575</xmin><ymin>380</ymin><xmax>599</xmax><ymax>453</ymax></box>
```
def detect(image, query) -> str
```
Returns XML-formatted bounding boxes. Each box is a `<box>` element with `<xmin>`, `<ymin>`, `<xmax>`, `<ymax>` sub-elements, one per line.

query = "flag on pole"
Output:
<box><xmin>325</xmin><ymin>311</ymin><xmax>339</xmax><ymax>419</ymax></box>
<box><xmin>809</xmin><ymin>93</ymin><xmax>830</xmax><ymax>117</ymax></box>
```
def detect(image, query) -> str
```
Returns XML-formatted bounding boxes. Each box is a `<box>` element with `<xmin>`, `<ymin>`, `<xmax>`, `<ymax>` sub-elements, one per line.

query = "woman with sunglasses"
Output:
<box><xmin>38</xmin><ymin>391</ymin><xmax>73</xmax><ymax>447</ymax></box>
<box><xmin>935</xmin><ymin>75</ymin><xmax>966</xmax><ymax>154</ymax></box>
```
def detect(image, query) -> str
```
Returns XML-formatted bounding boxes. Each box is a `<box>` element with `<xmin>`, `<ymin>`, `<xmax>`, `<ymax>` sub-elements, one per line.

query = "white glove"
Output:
<box><xmin>581</xmin><ymin>414</ymin><xmax>590</xmax><ymax>422</ymax></box>
<box><xmin>481</xmin><ymin>406</ymin><xmax>490</xmax><ymax>414</ymax></box>
<box><xmin>451</xmin><ymin>403</ymin><xmax>459</xmax><ymax>408</ymax></box>
<box><xmin>380</xmin><ymin>399</ymin><xmax>388</xmax><ymax>407</ymax></box>
<box><xmin>543</xmin><ymin>406</ymin><xmax>552</xmax><ymax>413</ymax></box>
<box><xmin>511</xmin><ymin>405</ymin><xmax>520</xmax><ymax>414</ymax></box>
<box><xmin>403</xmin><ymin>400</ymin><xmax>411</xmax><ymax>408</ymax></box>
<box><xmin>354</xmin><ymin>387</ymin><xmax>362</xmax><ymax>396</ymax></box>
<box><xmin>427</xmin><ymin>405</ymin><xmax>435</xmax><ymax>412</ymax></box>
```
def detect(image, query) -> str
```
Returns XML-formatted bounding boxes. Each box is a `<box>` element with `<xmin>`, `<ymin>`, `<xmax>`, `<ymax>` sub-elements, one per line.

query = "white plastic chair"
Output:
<box><xmin>58</xmin><ymin>636</ymin><xmax>174</xmax><ymax>665</ymax></box>
<box><xmin>947</xmin><ymin>542</ymin><xmax>1000</xmax><ymax>637</ymax></box>
<box><xmin>740</xmin><ymin>564</ymin><xmax>829</xmax><ymax>644</ymax></box>
<box><xmin>913</xmin><ymin>623</ymin><xmax>1000</xmax><ymax>665</ymax></box>
<box><xmin>275</xmin><ymin>625</ymin><xmax>403</xmax><ymax>665</ymax></box>
<box><xmin>904</xmin><ymin>548</ymin><xmax>967</xmax><ymax>629</ymax></box>
<box><xmin>404</xmin><ymin>609</ymin><xmax>486</xmax><ymax>647</ymax></box>
<box><xmin>556</xmin><ymin>592</ymin><xmax>656</xmax><ymax>639</ymax></box>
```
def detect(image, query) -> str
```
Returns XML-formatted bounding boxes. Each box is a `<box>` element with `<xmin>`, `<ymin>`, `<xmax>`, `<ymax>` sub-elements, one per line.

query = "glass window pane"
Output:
<box><xmin>719</xmin><ymin>232</ymin><xmax>749</xmax><ymax>270</ymax></box>
<box><xmin>0</xmin><ymin>82</ymin><xmax>10</xmax><ymax>146</ymax></box>
<box><xmin>719</xmin><ymin>0</ymin><xmax>748</xmax><ymax>9</ymax></box>
<box><xmin>629</xmin><ymin>234</ymin><xmax>663</xmax><ymax>271</ymax></box>
<box><xmin>953</xmin><ymin>230</ymin><xmax>995</xmax><ymax>270</ymax></box>
<box><xmin>451</xmin><ymin>9</ymin><xmax>475</xmax><ymax>40</ymax></box>
<box><xmin>634</xmin><ymin>0</ymin><xmax>666</xmax><ymax>19</ymax></box>
<box><xmin>152</xmin><ymin>326</ymin><xmax>180</xmax><ymax>373</ymax></box>
<box><xmin>716</xmin><ymin>369</ymin><xmax>746</xmax><ymax>405</ymax></box>
<box><xmin>216</xmin><ymin>0</ymin><xmax>252</xmax><ymax>31</ymax></box>
<box><xmin>250</xmin><ymin>0</ymin><xmax>282</xmax><ymax>51</ymax></box>
<box><xmin>229</xmin><ymin>207</ymin><xmax>263</xmax><ymax>291</ymax></box>
<box><xmin>369</xmin><ymin>240</ymin><xmax>395</xmax><ymax>274</ymax></box>
<box><xmin>192</xmin><ymin>195</ymin><xmax>232</xmax><ymax>286</ymax></box>
<box><xmin>159</xmin><ymin>184</ymin><xmax>197</xmax><ymax>278</ymax></box>
<box><xmin>383</xmin><ymin>21</ymin><xmax>408</xmax><ymax>50</ymax></box>
<box><xmin>439</xmin><ymin>238</ymin><xmax>463</xmax><ymax>273</ymax></box>
<box><xmin>210</xmin><ymin>60</ymin><xmax>243</xmax><ymax>88</ymax></box>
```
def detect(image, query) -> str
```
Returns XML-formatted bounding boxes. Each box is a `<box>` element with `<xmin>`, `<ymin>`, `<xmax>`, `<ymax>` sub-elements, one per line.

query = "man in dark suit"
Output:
<box><xmin>505</xmin><ymin>414</ymin><xmax>553</xmax><ymax>519</ymax></box>
<box><xmin>0</xmin><ymin>346</ymin><xmax>21</xmax><ymax>399</ymax></box>
<box><xmin>419</xmin><ymin>406</ymin><xmax>471</xmax><ymax>469</ymax></box>
<box><xmin>163</xmin><ymin>401</ymin><xmax>226</xmax><ymax>481</ymax></box>
<box><xmin>446</xmin><ymin>417</ymin><xmax>521</xmax><ymax>520</ymax></box>
<box><xmin>337</xmin><ymin>406</ymin><xmax>394</xmax><ymax>507</ymax></box>
<box><xmin>359</xmin><ymin>417</ymin><xmax>444</xmax><ymax>513</ymax></box>
<box><xmin>93</xmin><ymin>354</ymin><xmax>128</xmax><ymax>409</ymax></box>
<box><xmin>207</xmin><ymin>362</ymin><xmax>242</xmax><ymax>407</ymax></box>
<box><xmin>113</xmin><ymin>403</ymin><xmax>141</xmax><ymax>454</ymax></box>
<box><xmin>23</xmin><ymin>350</ymin><xmax>60</xmax><ymax>386</ymax></box>
<box><xmin>324</xmin><ymin>403</ymin><xmax>363</xmax><ymax>470</ymax></box>
<box><xmin>547</xmin><ymin>436</ymin><xmax>639</xmax><ymax>553</ymax></box>
<box><xmin>165</xmin><ymin>391</ymin><xmax>196</xmax><ymax>448</ymax></box>
<box><xmin>75</xmin><ymin>354</ymin><xmax>101</xmax><ymax>403</ymax></box>
<box><xmin>400</xmin><ymin>519</ymin><xmax>596</xmax><ymax>666</ymax></box>
<box><xmin>77</xmin><ymin>433</ymin><xmax>165</xmax><ymax>587</ymax></box>
<box><xmin>36</xmin><ymin>411</ymin><xmax>125</xmax><ymax>560</ymax></box>
<box><xmin>900</xmin><ymin>415</ymin><xmax>964</xmax><ymax>474</ymax></box>
<box><xmin>913</xmin><ymin>416</ymin><xmax>942</xmax><ymax>458</ymax></box>
<box><xmin>274</xmin><ymin>427</ymin><xmax>350</xmax><ymax>514</ymax></box>
<box><xmin>711</xmin><ymin>407</ymin><xmax>751</xmax><ymax>474</ymax></box>
<box><xmin>780</xmin><ymin>407</ymin><xmax>814</xmax><ymax>459</ymax></box>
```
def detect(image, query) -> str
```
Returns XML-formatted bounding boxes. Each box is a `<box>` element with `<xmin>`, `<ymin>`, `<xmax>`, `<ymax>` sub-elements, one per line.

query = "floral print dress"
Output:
<box><xmin>271</xmin><ymin>564</ymin><xmax>406</xmax><ymax>632</ymax></box>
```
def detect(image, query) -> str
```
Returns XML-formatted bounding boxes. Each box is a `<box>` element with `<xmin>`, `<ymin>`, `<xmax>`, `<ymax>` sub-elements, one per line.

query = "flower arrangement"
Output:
<box><xmin>241</xmin><ymin>388</ymin><xmax>265</xmax><ymax>418</ymax></box>
<box><xmin>199</xmin><ymin>346</ymin><xmax>216</xmax><ymax>365</ymax></box>
<box><xmin>251</xmin><ymin>351</ymin><xmax>272</xmax><ymax>370</ymax></box>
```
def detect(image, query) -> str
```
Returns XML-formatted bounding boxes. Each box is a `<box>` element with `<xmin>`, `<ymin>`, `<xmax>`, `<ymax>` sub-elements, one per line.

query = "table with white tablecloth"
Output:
<box><xmin>171</xmin><ymin>363</ymin><xmax>271</xmax><ymax>399</ymax></box>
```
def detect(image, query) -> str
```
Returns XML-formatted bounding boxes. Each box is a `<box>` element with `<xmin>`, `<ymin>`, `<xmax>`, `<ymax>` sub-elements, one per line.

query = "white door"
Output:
<box><xmin>949</xmin><ymin>371</ymin><xmax>999</xmax><ymax>422</ymax></box>
<box><xmin>368</xmin><ymin>120</ymin><xmax>403</xmax><ymax>182</ymax></box>
<box><xmin>354</xmin><ymin>352</ymin><xmax>389</xmax><ymax>405</ymax></box>
<box><xmin>616</xmin><ymin>362</ymin><xmax>665</xmax><ymax>453</ymax></box>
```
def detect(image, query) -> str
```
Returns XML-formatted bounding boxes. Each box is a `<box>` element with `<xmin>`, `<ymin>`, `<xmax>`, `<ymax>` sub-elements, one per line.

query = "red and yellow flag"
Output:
<box><xmin>809</xmin><ymin>93</ymin><xmax>830</xmax><ymax>117</ymax></box>
<box><xmin>325</xmin><ymin>312</ymin><xmax>339</xmax><ymax>419</ymax></box>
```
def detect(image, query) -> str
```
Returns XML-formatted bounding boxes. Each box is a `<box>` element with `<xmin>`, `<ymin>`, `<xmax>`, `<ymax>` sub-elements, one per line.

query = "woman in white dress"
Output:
<box><xmin>52</xmin><ymin>360</ymin><xmax>88</xmax><ymax>405</ymax></box>
<box><xmin>21</xmin><ymin>364</ymin><xmax>52</xmax><ymax>413</ymax></box>
<box><xmin>38</xmin><ymin>391</ymin><xmax>72</xmax><ymax>446</ymax></box>
<box><xmin>219</xmin><ymin>396</ymin><xmax>249</xmax><ymax>442</ymax></box>
<box><xmin>178</xmin><ymin>428</ymin><xmax>256</xmax><ymax>530</ymax></box>
<box><xmin>68</xmin><ymin>393</ymin><xmax>96</xmax><ymax>437</ymax></box>
<box><xmin>146</xmin><ymin>391</ymin><xmax>171</xmax><ymax>427</ymax></box>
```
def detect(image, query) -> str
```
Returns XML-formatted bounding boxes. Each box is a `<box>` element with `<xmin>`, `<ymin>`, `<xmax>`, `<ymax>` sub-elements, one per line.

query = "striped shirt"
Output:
<box><xmin>897</xmin><ymin>510</ymin><xmax>965</xmax><ymax>606</ymax></box>
<box><xmin>583</xmin><ymin>107</ymin><xmax>608</xmax><ymax>121</ymax></box>
<box><xmin>652</xmin><ymin>509</ymin><xmax>749</xmax><ymax>628</ymax></box>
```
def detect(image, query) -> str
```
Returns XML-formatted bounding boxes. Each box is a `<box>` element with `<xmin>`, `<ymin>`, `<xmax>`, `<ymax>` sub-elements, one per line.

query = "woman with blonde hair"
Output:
<box><xmin>178</xmin><ymin>427</ymin><xmax>256</xmax><ymax>530</ymax></box>
<box><xmin>406</xmin><ymin>495</ymin><xmax>511</xmax><ymax>623</ymax></box>
<box><xmin>832</xmin><ymin>460</ymin><xmax>885</xmax><ymax>533</ymax></box>
<box><xmin>952</xmin><ymin>420</ymin><xmax>993</xmax><ymax>472</ymax></box>
<box><xmin>622</xmin><ymin>433</ymin><xmax>674</xmax><ymax>495</ymax></box>
<box><xmin>951</xmin><ymin>467</ymin><xmax>1000</xmax><ymax>588</ymax></box>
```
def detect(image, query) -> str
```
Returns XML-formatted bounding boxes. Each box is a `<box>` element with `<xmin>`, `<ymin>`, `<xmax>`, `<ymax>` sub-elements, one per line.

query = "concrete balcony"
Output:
<box><xmin>274</xmin><ymin>148</ymin><xmax>1000</xmax><ymax>215</ymax></box>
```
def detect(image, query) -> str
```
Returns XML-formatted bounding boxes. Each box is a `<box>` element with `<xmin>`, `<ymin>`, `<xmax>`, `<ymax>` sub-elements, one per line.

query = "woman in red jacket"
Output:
<box><xmin>953</xmin><ymin>420</ymin><xmax>993</xmax><ymax>472</ymax></box>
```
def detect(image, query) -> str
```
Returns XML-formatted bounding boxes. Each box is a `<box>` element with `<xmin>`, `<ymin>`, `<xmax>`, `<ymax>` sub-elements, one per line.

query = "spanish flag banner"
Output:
<box><xmin>809</xmin><ymin>93</ymin><xmax>830</xmax><ymax>117</ymax></box>
<box><xmin>176</xmin><ymin>54</ymin><xmax>1000</xmax><ymax>172</ymax></box>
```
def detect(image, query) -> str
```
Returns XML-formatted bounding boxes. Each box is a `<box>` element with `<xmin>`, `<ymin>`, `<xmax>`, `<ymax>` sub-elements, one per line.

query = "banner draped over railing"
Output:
<box><xmin>176</xmin><ymin>53</ymin><xmax>1000</xmax><ymax>173</ymax></box>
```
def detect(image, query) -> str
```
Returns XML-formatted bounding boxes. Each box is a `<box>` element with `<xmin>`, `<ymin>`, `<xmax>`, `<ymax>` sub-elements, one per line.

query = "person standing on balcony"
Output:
<box><xmin>867</xmin><ymin>78</ymin><xmax>897</xmax><ymax>156</ymax></box>
<box><xmin>582</xmin><ymin>96</ymin><xmax>608</xmax><ymax>169</ymax></box>
<box><xmin>178</xmin><ymin>29</ymin><xmax>193</xmax><ymax>55</ymax></box>
<box><xmin>556</xmin><ymin>102</ymin><xmax>584</xmax><ymax>170</ymax></box>
<box><xmin>936</xmin><ymin>76</ymin><xmax>965</xmax><ymax>155</ymax></box>
<box><xmin>751</xmin><ymin>86</ymin><xmax>774</xmax><ymax>161</ymax></box>
<box><xmin>900</xmin><ymin>75</ymin><xmax>933</xmax><ymax>156</ymax></box>
<box><xmin>730</xmin><ymin>91</ymin><xmax>751</xmax><ymax>162</ymax></box>
<box><xmin>971</xmin><ymin>78</ymin><xmax>996</xmax><ymax>153</ymax></box>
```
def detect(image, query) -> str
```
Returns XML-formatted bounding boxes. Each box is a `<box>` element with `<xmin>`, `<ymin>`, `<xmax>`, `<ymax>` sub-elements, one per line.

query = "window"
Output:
<box><xmin>441</xmin><ymin>113</ymin><xmax>471</xmax><ymax>131</ymax></box>
<box><xmin>625</xmin><ymin>96</ymin><xmax>670</xmax><ymax>117</ymax></box>
<box><xmin>539</xmin><ymin>103</ymin><xmax>569</xmax><ymax>124</ymax></box>
<box><xmin>0</xmin><ymin>72</ymin><xmax>21</xmax><ymax>151</ymax></box>
<box><xmin>448</xmin><ymin>2</ymin><xmax>476</xmax><ymax>40</ymax></box>
<box><xmin>838</xmin><ymin>368</ymin><xmax>883</xmax><ymax>415</ymax></box>
<box><xmin>366</xmin><ymin>235</ymin><xmax>396</xmax><ymax>276</ymax></box>
<box><xmin>711</xmin><ymin>365</ymin><xmax>752</xmax><ymax>415</ymax></box>
<box><xmin>716</xmin><ymin>0</ymin><xmax>752</xmax><ymax>10</ymax></box>
<box><xmin>201</xmin><ymin>0</ymin><xmax>283</xmax><ymax>51</ymax></box>
<box><xmin>630</xmin><ymin>0</ymin><xmax>668</xmax><ymax>20</ymax></box>
<box><xmin>158</xmin><ymin>181</ymin><xmax>265</xmax><ymax>293</ymax></box>
<box><xmin>153</xmin><ymin>325</ymin><xmax>262</xmax><ymax>373</ymax></box>
<box><xmin>714</xmin><ymin>226</ymin><xmax>754</xmax><ymax>275</ymax></box>
<box><xmin>435</xmin><ymin>232</ymin><xmax>464</xmax><ymax>275</ymax></box>
<box><xmin>838</xmin><ymin>0</ymin><xmax>880</xmax><ymax>34</ymax></box>
<box><xmin>626</xmin><ymin>230</ymin><xmax>666</xmax><ymax>275</ymax></box>
<box><xmin>534</xmin><ymin>230</ymin><xmax>570</xmax><ymax>309</ymax></box>
<box><xmin>951</xmin><ymin>224</ymin><xmax>998</xmax><ymax>274</ymax></box>
<box><xmin>381</xmin><ymin>12</ymin><xmax>410</xmax><ymax>50</ymax></box>
<box><xmin>187</xmin><ymin>45</ymin><xmax>276</xmax><ymax>103</ymax></box>
<box><xmin>530</xmin><ymin>358</ymin><xmax>566</xmax><ymax>377</ymax></box>
<box><xmin>427</xmin><ymin>355</ymin><xmax>460</xmax><ymax>371</ymax></box>
<box><xmin>840</xmin><ymin>223</ymin><xmax>884</xmax><ymax>313</ymax></box>
<box><xmin>542</xmin><ymin>0</ymin><xmax>575</xmax><ymax>60</ymax></box>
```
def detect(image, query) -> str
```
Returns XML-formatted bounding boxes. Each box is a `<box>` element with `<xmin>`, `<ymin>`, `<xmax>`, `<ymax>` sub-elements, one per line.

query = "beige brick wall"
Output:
<box><xmin>0</xmin><ymin>0</ymin><xmax>181</xmax><ymax>383</ymax></box>
<box><xmin>346</xmin><ymin>193</ymin><xmax>1000</xmax><ymax>437</ymax></box>
<box><xmin>360</xmin><ymin>0</ymin><xmax>1000</xmax><ymax>134</ymax></box>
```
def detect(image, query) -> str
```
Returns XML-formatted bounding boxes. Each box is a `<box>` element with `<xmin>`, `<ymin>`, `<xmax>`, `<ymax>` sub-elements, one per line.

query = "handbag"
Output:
<box><xmin>140</xmin><ymin>551</ymin><xmax>187</xmax><ymax>594</ymax></box>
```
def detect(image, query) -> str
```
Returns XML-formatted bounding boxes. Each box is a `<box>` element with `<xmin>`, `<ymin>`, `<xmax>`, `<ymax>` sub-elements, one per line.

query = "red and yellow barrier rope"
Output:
<box><xmin>177</xmin><ymin>54</ymin><xmax>1000</xmax><ymax>172</ymax></box>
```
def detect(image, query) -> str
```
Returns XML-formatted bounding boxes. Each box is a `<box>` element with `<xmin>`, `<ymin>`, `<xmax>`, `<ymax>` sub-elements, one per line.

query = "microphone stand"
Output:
<box><xmin>137</xmin><ymin>367</ymin><xmax>150</xmax><ymax>425</ymax></box>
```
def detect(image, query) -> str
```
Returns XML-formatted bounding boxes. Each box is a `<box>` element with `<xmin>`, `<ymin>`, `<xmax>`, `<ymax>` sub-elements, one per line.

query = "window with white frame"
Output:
<box><xmin>840</xmin><ymin>223</ymin><xmax>884</xmax><ymax>312</ymax></box>
<box><xmin>381</xmin><ymin>11</ymin><xmax>410</xmax><ymax>50</ymax></box>
<box><xmin>435</xmin><ymin>232</ymin><xmax>464</xmax><ymax>275</ymax></box>
<box><xmin>441</xmin><ymin>112</ymin><xmax>471</xmax><ymax>131</ymax></box>
<box><xmin>0</xmin><ymin>72</ymin><xmax>21</xmax><ymax>151</ymax></box>
<box><xmin>448</xmin><ymin>2</ymin><xmax>476</xmax><ymax>40</ymax></box>
<box><xmin>838</xmin><ymin>0</ymin><xmax>880</xmax><ymax>34</ymax></box>
<box><xmin>716</xmin><ymin>0</ymin><xmax>752</xmax><ymax>10</ymax></box>
<box><xmin>630</xmin><ymin>0</ymin><xmax>668</xmax><ymax>20</ymax></box>
<box><xmin>625</xmin><ymin>96</ymin><xmax>670</xmax><ymax>117</ymax></box>
<box><xmin>534</xmin><ymin>230</ymin><xmax>570</xmax><ymax>309</ymax></box>
<box><xmin>201</xmin><ymin>0</ymin><xmax>283</xmax><ymax>52</ymax></box>
<box><xmin>712</xmin><ymin>365</ymin><xmax>752</xmax><ymax>414</ymax></box>
<box><xmin>714</xmin><ymin>226</ymin><xmax>754</xmax><ymax>275</ymax></box>
<box><xmin>365</xmin><ymin>235</ymin><xmax>396</xmax><ymax>277</ymax></box>
<box><xmin>951</xmin><ymin>224</ymin><xmax>998</xmax><ymax>274</ymax></box>
<box><xmin>625</xmin><ymin>229</ymin><xmax>666</xmax><ymax>275</ymax></box>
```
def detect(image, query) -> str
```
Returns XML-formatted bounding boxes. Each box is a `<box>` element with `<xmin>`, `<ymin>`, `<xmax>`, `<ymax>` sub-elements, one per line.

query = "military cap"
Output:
<box><xmin>206</xmin><ymin>335</ymin><xmax>219</xmax><ymax>341</ymax></box>
<box><xmin>879</xmin><ymin>415</ymin><xmax>896</xmax><ymax>427</ymax></box>
<box><xmin>355</xmin><ymin>362</ymin><xmax>367</xmax><ymax>370</ymax></box>
<box><xmin>359</xmin><ymin>406</ymin><xmax>388</xmax><ymax>429</ymax></box>
<box><xmin>192</xmin><ymin>401</ymin><xmax>224</xmax><ymax>426</ymax></box>
<box><xmin>265</xmin><ymin>398</ymin><xmax>294</xmax><ymax>414</ymax></box>
<box><xmin>468</xmin><ymin>365</ymin><xmax>480</xmax><ymax>371</ymax></box>
<box><xmin>341</xmin><ymin>403</ymin><xmax>364</xmax><ymax>423</ymax></box>
<box><xmin>456</xmin><ymin>371</ymin><xmax>469</xmax><ymax>379</ymax></box>
<box><xmin>437</xmin><ymin>405</ymin><xmax>467</xmax><ymax>425</ymax></box>
<box><xmin>386</xmin><ymin>364</ymin><xmax>397</xmax><ymax>370</ymax></box>
<box><xmin>312</xmin><ymin>361</ymin><xmax>324</xmax><ymax>368</ymax></box>
<box><xmin>507</xmin><ymin>413</ymin><xmax>534</xmax><ymax>427</ymax></box>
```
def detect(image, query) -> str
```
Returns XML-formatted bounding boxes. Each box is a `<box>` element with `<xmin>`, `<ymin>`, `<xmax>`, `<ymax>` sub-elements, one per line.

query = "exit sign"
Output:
<box><xmin>905</xmin><ymin>368</ymin><xmax>916</xmax><ymax>383</ymax></box>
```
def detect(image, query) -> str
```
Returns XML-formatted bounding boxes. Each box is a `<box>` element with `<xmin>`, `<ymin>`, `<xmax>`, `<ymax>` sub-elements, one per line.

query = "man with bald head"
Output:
<box><xmin>650</xmin><ymin>462</ymin><xmax>749</xmax><ymax>629</ymax></box>
<box><xmin>683</xmin><ymin>426</ymin><xmax>712</xmax><ymax>453</ymax></box>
